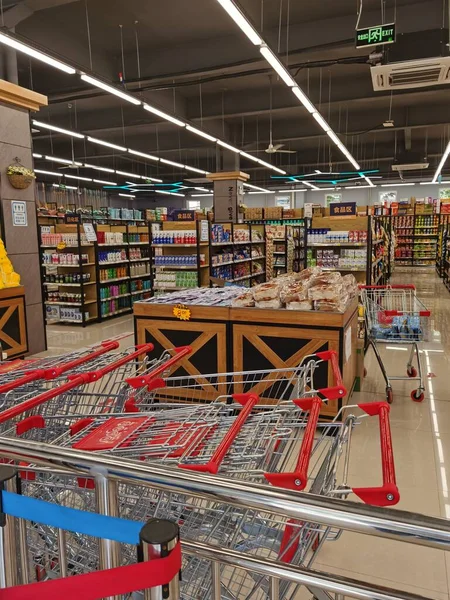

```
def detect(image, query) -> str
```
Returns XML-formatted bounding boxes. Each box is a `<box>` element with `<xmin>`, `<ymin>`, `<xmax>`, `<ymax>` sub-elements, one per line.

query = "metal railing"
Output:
<box><xmin>0</xmin><ymin>435</ymin><xmax>447</xmax><ymax>600</ymax></box>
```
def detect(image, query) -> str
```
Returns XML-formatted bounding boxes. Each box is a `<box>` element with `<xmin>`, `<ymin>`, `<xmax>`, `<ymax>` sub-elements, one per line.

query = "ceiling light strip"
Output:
<box><xmin>432</xmin><ymin>141</ymin><xmax>450</xmax><ymax>183</ymax></box>
<box><xmin>81</xmin><ymin>74</ymin><xmax>141</xmax><ymax>106</ymax></box>
<box><xmin>0</xmin><ymin>32</ymin><xmax>75</xmax><ymax>74</ymax></box>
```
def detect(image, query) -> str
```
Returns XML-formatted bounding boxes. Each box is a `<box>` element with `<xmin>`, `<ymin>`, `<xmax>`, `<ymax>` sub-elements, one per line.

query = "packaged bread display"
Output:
<box><xmin>287</xmin><ymin>300</ymin><xmax>313</xmax><ymax>311</ymax></box>
<box><xmin>308</xmin><ymin>283</ymin><xmax>343</xmax><ymax>301</ymax></box>
<box><xmin>253</xmin><ymin>281</ymin><xmax>281</xmax><ymax>302</ymax></box>
<box><xmin>280</xmin><ymin>281</ymin><xmax>309</xmax><ymax>304</ymax></box>
<box><xmin>255</xmin><ymin>299</ymin><xmax>282</xmax><ymax>309</ymax></box>
<box><xmin>231</xmin><ymin>290</ymin><xmax>255</xmax><ymax>308</ymax></box>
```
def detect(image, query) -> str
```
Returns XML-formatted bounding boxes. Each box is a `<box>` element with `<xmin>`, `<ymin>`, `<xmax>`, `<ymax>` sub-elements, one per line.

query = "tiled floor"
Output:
<box><xmin>40</xmin><ymin>268</ymin><xmax>449</xmax><ymax>598</ymax></box>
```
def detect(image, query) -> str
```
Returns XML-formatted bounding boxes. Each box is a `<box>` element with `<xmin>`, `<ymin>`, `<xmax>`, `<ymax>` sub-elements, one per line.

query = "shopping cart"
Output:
<box><xmin>360</xmin><ymin>284</ymin><xmax>430</xmax><ymax>403</ymax></box>
<box><xmin>15</xmin><ymin>398</ymin><xmax>398</xmax><ymax>600</ymax></box>
<box><xmin>0</xmin><ymin>344</ymin><xmax>192</xmax><ymax>429</ymax></box>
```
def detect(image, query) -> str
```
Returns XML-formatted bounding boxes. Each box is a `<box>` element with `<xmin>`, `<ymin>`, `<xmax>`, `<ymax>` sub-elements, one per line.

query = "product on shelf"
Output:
<box><xmin>154</xmin><ymin>254</ymin><xmax>200</xmax><ymax>267</ymax></box>
<box><xmin>99</xmin><ymin>266</ymin><xmax>128</xmax><ymax>282</ymax></box>
<box><xmin>96</xmin><ymin>231</ymin><xmax>125</xmax><ymax>245</ymax></box>
<box><xmin>44</xmin><ymin>272</ymin><xmax>91</xmax><ymax>284</ymax></box>
<box><xmin>154</xmin><ymin>272</ymin><xmax>198</xmax><ymax>289</ymax></box>
<box><xmin>98</xmin><ymin>249</ymin><xmax>128</xmax><ymax>264</ymax></box>
<box><xmin>42</xmin><ymin>253</ymin><xmax>89</xmax><ymax>265</ymax></box>
<box><xmin>308</xmin><ymin>229</ymin><xmax>367</xmax><ymax>244</ymax></box>
<box><xmin>152</xmin><ymin>230</ymin><xmax>197</xmax><ymax>244</ymax></box>
<box><xmin>211</xmin><ymin>252</ymin><xmax>233</xmax><ymax>266</ymax></box>
<box><xmin>129</xmin><ymin>262</ymin><xmax>150</xmax><ymax>277</ymax></box>
<box><xmin>41</xmin><ymin>232</ymin><xmax>90</xmax><ymax>246</ymax></box>
<box><xmin>210</xmin><ymin>224</ymin><xmax>232</xmax><ymax>244</ymax></box>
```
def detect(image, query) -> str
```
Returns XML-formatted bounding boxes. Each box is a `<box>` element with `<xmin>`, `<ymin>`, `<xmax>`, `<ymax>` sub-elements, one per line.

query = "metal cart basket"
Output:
<box><xmin>360</xmin><ymin>284</ymin><xmax>430</xmax><ymax>403</ymax></box>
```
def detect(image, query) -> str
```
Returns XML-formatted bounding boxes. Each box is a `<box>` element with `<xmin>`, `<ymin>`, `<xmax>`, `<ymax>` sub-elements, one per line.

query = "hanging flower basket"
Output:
<box><xmin>7</xmin><ymin>159</ymin><xmax>35</xmax><ymax>190</ymax></box>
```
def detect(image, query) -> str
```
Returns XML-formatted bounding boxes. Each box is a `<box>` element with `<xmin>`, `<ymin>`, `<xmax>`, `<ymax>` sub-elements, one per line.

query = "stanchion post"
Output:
<box><xmin>0</xmin><ymin>466</ymin><xmax>21</xmax><ymax>587</ymax></box>
<box><xmin>138</xmin><ymin>518</ymin><xmax>180</xmax><ymax>600</ymax></box>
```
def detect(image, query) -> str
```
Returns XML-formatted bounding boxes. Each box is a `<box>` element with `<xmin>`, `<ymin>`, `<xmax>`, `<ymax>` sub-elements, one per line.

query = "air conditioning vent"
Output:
<box><xmin>371</xmin><ymin>56</ymin><xmax>450</xmax><ymax>91</ymax></box>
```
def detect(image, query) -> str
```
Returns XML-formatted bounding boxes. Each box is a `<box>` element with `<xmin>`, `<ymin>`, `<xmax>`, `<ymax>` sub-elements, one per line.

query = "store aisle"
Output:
<box><xmin>39</xmin><ymin>269</ymin><xmax>450</xmax><ymax>598</ymax></box>
<box><xmin>317</xmin><ymin>267</ymin><xmax>450</xmax><ymax>599</ymax></box>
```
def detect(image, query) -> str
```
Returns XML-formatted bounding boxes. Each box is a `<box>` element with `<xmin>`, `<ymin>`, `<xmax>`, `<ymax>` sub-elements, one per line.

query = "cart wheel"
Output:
<box><xmin>407</xmin><ymin>367</ymin><xmax>417</xmax><ymax>378</ymax></box>
<box><xmin>363</xmin><ymin>367</ymin><xmax>367</xmax><ymax>378</ymax></box>
<box><xmin>386</xmin><ymin>388</ymin><xmax>393</xmax><ymax>404</ymax></box>
<box><xmin>411</xmin><ymin>389</ymin><xmax>424</xmax><ymax>403</ymax></box>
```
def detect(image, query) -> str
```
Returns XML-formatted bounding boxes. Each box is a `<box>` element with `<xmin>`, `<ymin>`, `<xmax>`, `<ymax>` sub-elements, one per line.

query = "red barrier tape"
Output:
<box><xmin>0</xmin><ymin>543</ymin><xmax>181</xmax><ymax>600</ymax></box>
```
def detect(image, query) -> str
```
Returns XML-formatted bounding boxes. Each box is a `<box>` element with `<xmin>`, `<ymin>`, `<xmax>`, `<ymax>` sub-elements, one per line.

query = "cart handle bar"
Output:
<box><xmin>352</xmin><ymin>402</ymin><xmax>400</xmax><ymax>506</ymax></box>
<box><xmin>125</xmin><ymin>346</ymin><xmax>193</xmax><ymax>389</ymax></box>
<box><xmin>0</xmin><ymin>340</ymin><xmax>120</xmax><ymax>394</ymax></box>
<box><xmin>358</xmin><ymin>284</ymin><xmax>416</xmax><ymax>290</ymax></box>
<box><xmin>314</xmin><ymin>350</ymin><xmax>346</xmax><ymax>400</ymax></box>
<box><xmin>0</xmin><ymin>343</ymin><xmax>155</xmax><ymax>425</ymax></box>
<box><xmin>383</xmin><ymin>309</ymin><xmax>431</xmax><ymax>317</ymax></box>
<box><xmin>265</xmin><ymin>396</ymin><xmax>322</xmax><ymax>491</ymax></box>
<box><xmin>179</xmin><ymin>393</ymin><xmax>260</xmax><ymax>474</ymax></box>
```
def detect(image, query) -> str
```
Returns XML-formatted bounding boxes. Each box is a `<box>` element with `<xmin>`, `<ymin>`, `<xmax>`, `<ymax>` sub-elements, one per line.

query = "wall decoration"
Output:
<box><xmin>7</xmin><ymin>158</ymin><xmax>35</xmax><ymax>190</ymax></box>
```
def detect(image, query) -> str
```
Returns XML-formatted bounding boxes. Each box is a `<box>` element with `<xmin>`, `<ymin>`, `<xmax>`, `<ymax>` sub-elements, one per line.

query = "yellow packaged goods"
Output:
<box><xmin>244</xmin><ymin>207</ymin><xmax>263</xmax><ymax>220</ymax></box>
<box><xmin>265</xmin><ymin>207</ymin><xmax>283</xmax><ymax>220</ymax></box>
<box><xmin>0</xmin><ymin>240</ymin><xmax>20</xmax><ymax>288</ymax></box>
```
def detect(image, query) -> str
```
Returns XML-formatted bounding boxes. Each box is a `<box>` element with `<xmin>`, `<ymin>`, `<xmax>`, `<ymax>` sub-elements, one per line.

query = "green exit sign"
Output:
<box><xmin>356</xmin><ymin>23</ymin><xmax>396</xmax><ymax>48</ymax></box>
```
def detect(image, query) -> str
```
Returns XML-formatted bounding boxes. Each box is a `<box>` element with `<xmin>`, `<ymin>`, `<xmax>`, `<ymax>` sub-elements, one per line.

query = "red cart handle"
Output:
<box><xmin>126</xmin><ymin>346</ymin><xmax>192</xmax><ymax>389</ymax></box>
<box><xmin>0</xmin><ymin>340</ymin><xmax>120</xmax><ymax>393</ymax></box>
<box><xmin>179</xmin><ymin>393</ymin><xmax>260</xmax><ymax>474</ymax></box>
<box><xmin>0</xmin><ymin>344</ymin><xmax>154</xmax><ymax>425</ymax></box>
<box><xmin>383</xmin><ymin>309</ymin><xmax>431</xmax><ymax>317</ymax></box>
<box><xmin>67</xmin><ymin>343</ymin><xmax>154</xmax><ymax>382</ymax></box>
<box><xmin>352</xmin><ymin>402</ymin><xmax>400</xmax><ymax>506</ymax></box>
<box><xmin>265</xmin><ymin>396</ymin><xmax>322</xmax><ymax>491</ymax></box>
<box><xmin>314</xmin><ymin>350</ymin><xmax>347</xmax><ymax>401</ymax></box>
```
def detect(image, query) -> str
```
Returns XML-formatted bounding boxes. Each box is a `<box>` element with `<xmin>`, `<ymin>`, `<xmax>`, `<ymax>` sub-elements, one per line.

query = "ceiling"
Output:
<box><xmin>2</xmin><ymin>0</ymin><xmax>450</xmax><ymax>191</ymax></box>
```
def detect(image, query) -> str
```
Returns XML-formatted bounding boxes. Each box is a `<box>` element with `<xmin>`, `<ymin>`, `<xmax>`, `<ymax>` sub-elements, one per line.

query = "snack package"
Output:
<box><xmin>287</xmin><ymin>300</ymin><xmax>313</xmax><ymax>311</ymax></box>
<box><xmin>310</xmin><ymin>271</ymin><xmax>342</xmax><ymax>286</ymax></box>
<box><xmin>308</xmin><ymin>283</ymin><xmax>343</xmax><ymax>301</ymax></box>
<box><xmin>231</xmin><ymin>291</ymin><xmax>255</xmax><ymax>308</ymax></box>
<box><xmin>280</xmin><ymin>282</ymin><xmax>309</xmax><ymax>304</ymax></box>
<box><xmin>253</xmin><ymin>282</ymin><xmax>281</xmax><ymax>302</ymax></box>
<box><xmin>255</xmin><ymin>299</ymin><xmax>282</xmax><ymax>309</ymax></box>
<box><xmin>295</xmin><ymin>266</ymin><xmax>322</xmax><ymax>282</ymax></box>
<box><xmin>314</xmin><ymin>293</ymin><xmax>349</xmax><ymax>312</ymax></box>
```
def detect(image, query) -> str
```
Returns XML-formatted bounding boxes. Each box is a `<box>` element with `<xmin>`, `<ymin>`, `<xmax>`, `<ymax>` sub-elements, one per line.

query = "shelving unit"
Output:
<box><xmin>436</xmin><ymin>215</ymin><xmax>450</xmax><ymax>277</ymax></box>
<box><xmin>151</xmin><ymin>220</ymin><xmax>210</xmax><ymax>293</ymax></box>
<box><xmin>209</xmin><ymin>222</ymin><xmax>266</xmax><ymax>287</ymax></box>
<box><xmin>369</xmin><ymin>215</ymin><xmax>392</xmax><ymax>285</ymax></box>
<box><xmin>393</xmin><ymin>213</ymin><xmax>439</xmax><ymax>267</ymax></box>
<box><xmin>39</xmin><ymin>218</ymin><xmax>152</xmax><ymax>326</ymax></box>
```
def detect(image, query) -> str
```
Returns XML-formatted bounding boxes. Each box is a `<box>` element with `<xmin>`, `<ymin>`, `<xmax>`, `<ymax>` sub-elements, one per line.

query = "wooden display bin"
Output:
<box><xmin>134</xmin><ymin>298</ymin><xmax>358</xmax><ymax>418</ymax></box>
<box><xmin>0</xmin><ymin>286</ymin><xmax>28</xmax><ymax>359</ymax></box>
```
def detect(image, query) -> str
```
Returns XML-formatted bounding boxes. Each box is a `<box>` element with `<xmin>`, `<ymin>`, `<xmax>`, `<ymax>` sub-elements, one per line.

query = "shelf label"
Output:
<box><xmin>12</xmin><ymin>201</ymin><xmax>27</xmax><ymax>226</ymax></box>
<box><xmin>171</xmin><ymin>209</ymin><xmax>196</xmax><ymax>221</ymax></box>
<box><xmin>83</xmin><ymin>222</ymin><xmax>97</xmax><ymax>242</ymax></box>
<box><xmin>330</xmin><ymin>202</ymin><xmax>357</xmax><ymax>218</ymax></box>
<box><xmin>173</xmin><ymin>304</ymin><xmax>191</xmax><ymax>321</ymax></box>
<box><xmin>356</xmin><ymin>23</ymin><xmax>395</xmax><ymax>48</ymax></box>
<box><xmin>65</xmin><ymin>213</ymin><xmax>81</xmax><ymax>224</ymax></box>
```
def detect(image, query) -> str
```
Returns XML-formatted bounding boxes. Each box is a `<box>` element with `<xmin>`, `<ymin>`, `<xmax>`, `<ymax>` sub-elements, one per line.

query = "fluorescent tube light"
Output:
<box><xmin>362</xmin><ymin>176</ymin><xmax>375</xmax><ymax>187</ymax></box>
<box><xmin>244</xmin><ymin>183</ymin><xmax>270</xmax><ymax>192</ymax></box>
<box><xmin>64</xmin><ymin>174</ymin><xmax>92</xmax><ymax>181</ymax></box>
<box><xmin>277</xmin><ymin>189</ymin><xmax>306</xmax><ymax>193</ymax></box>
<box><xmin>240</xmin><ymin>151</ymin><xmax>261</xmax><ymax>163</ymax></box>
<box><xmin>380</xmin><ymin>183</ymin><xmax>415</xmax><ymax>187</ymax></box>
<box><xmin>155</xmin><ymin>190</ymin><xmax>185</xmax><ymax>197</ymax></box>
<box><xmin>0</xmin><ymin>33</ymin><xmax>76</xmax><ymax>74</ymax></box>
<box><xmin>194</xmin><ymin>187</ymin><xmax>210</xmax><ymax>192</ymax></box>
<box><xmin>119</xmin><ymin>193</ymin><xmax>136</xmax><ymax>198</ymax></box>
<box><xmin>192</xmin><ymin>193</ymin><xmax>213</xmax><ymax>197</ymax></box>
<box><xmin>346</xmin><ymin>185</ymin><xmax>376</xmax><ymax>189</ymax></box>
<box><xmin>420</xmin><ymin>180</ymin><xmax>450</xmax><ymax>185</ymax></box>
<box><xmin>33</xmin><ymin>120</ymin><xmax>84</xmax><ymax>139</ymax></box>
<box><xmin>32</xmin><ymin>153</ymin><xmax>42</xmax><ymax>158</ymax></box>
<box><xmin>115</xmin><ymin>170</ymin><xmax>141</xmax><ymax>179</ymax></box>
<box><xmin>183</xmin><ymin>165</ymin><xmax>209</xmax><ymax>174</ymax></box>
<box><xmin>312</xmin><ymin>111</ymin><xmax>331</xmax><ymax>132</ymax></box>
<box><xmin>87</xmin><ymin>137</ymin><xmax>127</xmax><ymax>152</ymax></box>
<box><xmin>128</xmin><ymin>149</ymin><xmax>159</xmax><ymax>162</ymax></box>
<box><xmin>433</xmin><ymin>140</ymin><xmax>450</xmax><ymax>182</ymax></box>
<box><xmin>81</xmin><ymin>74</ymin><xmax>141</xmax><ymax>106</ymax></box>
<box><xmin>215</xmin><ymin>0</ymin><xmax>262</xmax><ymax>45</ymax></box>
<box><xmin>292</xmin><ymin>87</ymin><xmax>316</xmax><ymax>113</ymax></box>
<box><xmin>217</xmin><ymin>140</ymin><xmax>240</xmax><ymax>153</ymax></box>
<box><xmin>143</xmin><ymin>104</ymin><xmax>185</xmax><ymax>127</ymax></box>
<box><xmin>260</xmin><ymin>46</ymin><xmax>296</xmax><ymax>87</ymax></box>
<box><xmin>311</xmin><ymin>187</ymin><xmax>341</xmax><ymax>191</ymax></box>
<box><xmin>327</xmin><ymin>131</ymin><xmax>341</xmax><ymax>146</ymax></box>
<box><xmin>302</xmin><ymin>181</ymin><xmax>319</xmax><ymax>190</ymax></box>
<box><xmin>35</xmin><ymin>169</ymin><xmax>60</xmax><ymax>176</ymax></box>
<box><xmin>186</xmin><ymin>125</ymin><xmax>217</xmax><ymax>142</ymax></box>
<box><xmin>247</xmin><ymin>191</ymin><xmax>275</xmax><ymax>194</ymax></box>
<box><xmin>45</xmin><ymin>155</ymin><xmax>82</xmax><ymax>166</ymax></box>
<box><xmin>53</xmin><ymin>183</ymin><xmax>78</xmax><ymax>190</ymax></box>
<box><xmin>257</xmin><ymin>159</ymin><xmax>286</xmax><ymax>174</ymax></box>
<box><xmin>160</xmin><ymin>158</ymin><xmax>185</xmax><ymax>169</ymax></box>
<box><xmin>84</xmin><ymin>163</ymin><xmax>115</xmax><ymax>173</ymax></box>
<box><xmin>142</xmin><ymin>177</ymin><xmax>164</xmax><ymax>183</ymax></box>
<box><xmin>93</xmin><ymin>179</ymin><xmax>117</xmax><ymax>185</ymax></box>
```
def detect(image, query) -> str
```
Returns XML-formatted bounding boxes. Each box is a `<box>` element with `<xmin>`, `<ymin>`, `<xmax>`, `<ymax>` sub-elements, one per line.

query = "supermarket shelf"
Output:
<box><xmin>211</xmin><ymin>260</ymin><xmax>234</xmax><ymax>267</ymax></box>
<box><xmin>414</xmin><ymin>234</ymin><xmax>438</xmax><ymax>238</ymax></box>
<box><xmin>395</xmin><ymin>257</ymin><xmax>414</xmax><ymax>260</ymax></box>
<box><xmin>128</xmin><ymin>242</ymin><xmax>148</xmax><ymax>245</ymax></box>
<box><xmin>131</xmin><ymin>289</ymin><xmax>151</xmax><ymax>296</ymax></box>
<box><xmin>252</xmin><ymin>271</ymin><xmax>266</xmax><ymax>278</ymax></box>
<box><xmin>154</xmin><ymin>265</ymin><xmax>199</xmax><ymax>270</ymax></box>
<box><xmin>252</xmin><ymin>255</ymin><xmax>266</xmax><ymax>260</ymax></box>
<box><xmin>234</xmin><ymin>258</ymin><xmax>252</xmax><ymax>264</ymax></box>
<box><xmin>100</xmin><ymin>293</ymin><xmax>131</xmax><ymax>301</ymax></box>
<box><xmin>101</xmin><ymin>308</ymin><xmax>132</xmax><ymax>318</ymax></box>
<box><xmin>130</xmin><ymin>273</ymin><xmax>151</xmax><ymax>279</ymax></box>
<box><xmin>99</xmin><ymin>260</ymin><xmax>128</xmax><ymax>266</ymax></box>
<box><xmin>45</xmin><ymin>301</ymin><xmax>97</xmax><ymax>307</ymax></box>
<box><xmin>100</xmin><ymin>276</ymin><xmax>129</xmax><ymax>283</ymax></box>
<box><xmin>153</xmin><ymin>243</ymin><xmax>198</xmax><ymax>247</ymax></box>
<box><xmin>98</xmin><ymin>243</ymin><xmax>129</xmax><ymax>247</ymax></box>
<box><xmin>233</xmin><ymin>274</ymin><xmax>252</xmax><ymax>282</ymax></box>
<box><xmin>154</xmin><ymin>286</ymin><xmax>195</xmax><ymax>291</ymax></box>
<box><xmin>309</xmin><ymin>242</ymin><xmax>367</xmax><ymax>247</ymax></box>
<box><xmin>372</xmin><ymin>239</ymin><xmax>384</xmax><ymax>245</ymax></box>
<box><xmin>129</xmin><ymin>258</ymin><xmax>150</xmax><ymax>262</ymax></box>
<box><xmin>43</xmin><ymin>281</ymin><xmax>96</xmax><ymax>287</ymax></box>
<box><xmin>46</xmin><ymin>316</ymin><xmax>97</xmax><ymax>325</ymax></box>
<box><xmin>41</xmin><ymin>244</ymin><xmax>94</xmax><ymax>248</ymax></box>
<box><xmin>42</xmin><ymin>262</ymin><xmax>95</xmax><ymax>268</ymax></box>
